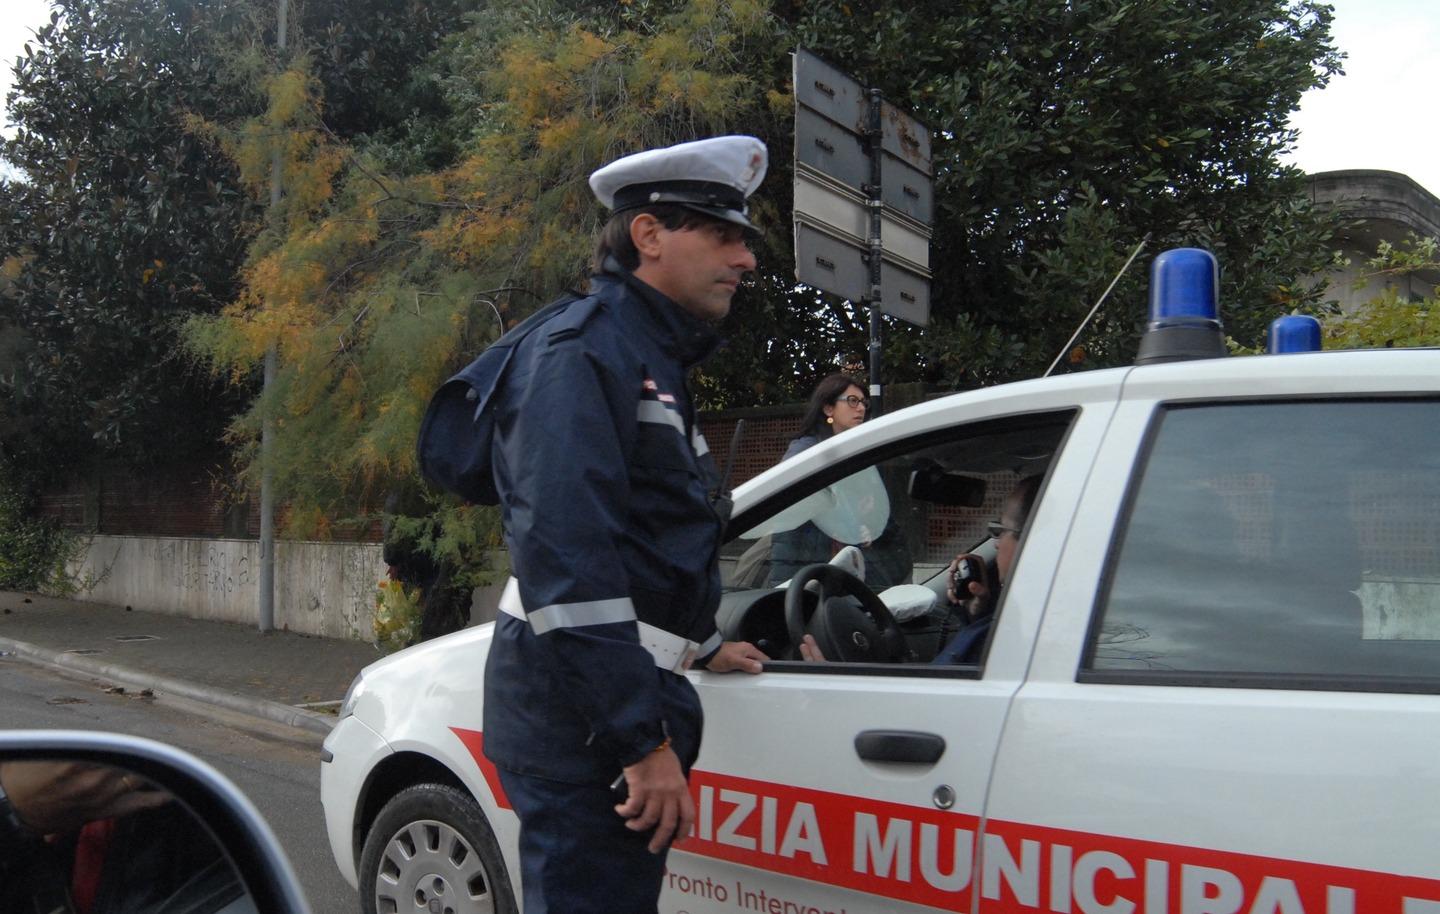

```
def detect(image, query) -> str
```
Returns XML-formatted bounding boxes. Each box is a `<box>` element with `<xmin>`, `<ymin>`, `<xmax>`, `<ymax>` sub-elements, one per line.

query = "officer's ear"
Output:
<box><xmin>629</xmin><ymin>213</ymin><xmax>665</xmax><ymax>262</ymax></box>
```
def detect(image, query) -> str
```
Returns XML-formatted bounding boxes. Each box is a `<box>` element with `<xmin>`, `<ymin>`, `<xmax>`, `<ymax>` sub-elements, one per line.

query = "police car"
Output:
<box><xmin>321</xmin><ymin>250</ymin><xmax>1440</xmax><ymax>913</ymax></box>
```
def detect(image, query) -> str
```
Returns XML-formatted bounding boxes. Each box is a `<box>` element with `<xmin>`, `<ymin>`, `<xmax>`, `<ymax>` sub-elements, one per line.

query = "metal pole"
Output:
<box><xmin>259</xmin><ymin>347</ymin><xmax>276</xmax><ymax>632</ymax></box>
<box><xmin>864</xmin><ymin>88</ymin><xmax>884</xmax><ymax>417</ymax></box>
<box><xmin>258</xmin><ymin>0</ymin><xmax>287</xmax><ymax>633</ymax></box>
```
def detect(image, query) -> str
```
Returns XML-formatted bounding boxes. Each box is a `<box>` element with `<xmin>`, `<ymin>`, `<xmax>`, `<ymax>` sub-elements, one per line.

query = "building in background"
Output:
<box><xmin>1309</xmin><ymin>170</ymin><xmax>1440</xmax><ymax>312</ymax></box>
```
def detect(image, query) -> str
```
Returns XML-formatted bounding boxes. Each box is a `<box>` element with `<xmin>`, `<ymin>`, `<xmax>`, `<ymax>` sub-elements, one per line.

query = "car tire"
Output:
<box><xmin>358</xmin><ymin>783</ymin><xmax>517</xmax><ymax>914</ymax></box>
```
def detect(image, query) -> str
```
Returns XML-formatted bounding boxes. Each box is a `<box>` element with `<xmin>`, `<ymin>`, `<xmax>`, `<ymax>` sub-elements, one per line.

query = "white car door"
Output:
<box><xmin>985</xmin><ymin>355</ymin><xmax>1440</xmax><ymax>914</ymax></box>
<box><xmin>662</xmin><ymin>384</ymin><xmax>1119</xmax><ymax>914</ymax></box>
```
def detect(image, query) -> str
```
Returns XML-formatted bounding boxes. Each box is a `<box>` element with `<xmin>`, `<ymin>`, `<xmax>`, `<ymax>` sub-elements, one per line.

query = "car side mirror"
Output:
<box><xmin>908</xmin><ymin>464</ymin><xmax>986</xmax><ymax>507</ymax></box>
<box><xmin>0</xmin><ymin>730</ymin><xmax>311</xmax><ymax>914</ymax></box>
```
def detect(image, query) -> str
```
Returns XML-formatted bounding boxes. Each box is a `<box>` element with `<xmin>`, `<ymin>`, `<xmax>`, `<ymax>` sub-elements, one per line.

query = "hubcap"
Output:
<box><xmin>373</xmin><ymin>818</ymin><xmax>496</xmax><ymax>914</ymax></box>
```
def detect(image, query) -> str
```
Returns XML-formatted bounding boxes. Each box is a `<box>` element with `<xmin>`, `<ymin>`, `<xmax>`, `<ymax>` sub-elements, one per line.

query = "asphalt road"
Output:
<box><xmin>0</xmin><ymin>655</ymin><xmax>359</xmax><ymax>914</ymax></box>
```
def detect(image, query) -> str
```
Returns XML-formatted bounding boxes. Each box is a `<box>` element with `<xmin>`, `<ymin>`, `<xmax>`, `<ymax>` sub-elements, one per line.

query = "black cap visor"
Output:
<box><xmin>612</xmin><ymin>180</ymin><xmax>762</xmax><ymax>238</ymax></box>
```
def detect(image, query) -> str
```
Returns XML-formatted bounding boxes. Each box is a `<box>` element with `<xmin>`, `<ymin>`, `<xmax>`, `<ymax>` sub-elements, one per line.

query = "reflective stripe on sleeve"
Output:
<box><xmin>691</xmin><ymin>428</ymin><xmax>710</xmax><ymax>457</ymax></box>
<box><xmin>697</xmin><ymin>631</ymin><xmax>723</xmax><ymax>658</ymax></box>
<box><xmin>637</xmin><ymin>400</ymin><xmax>684</xmax><ymax>435</ymax></box>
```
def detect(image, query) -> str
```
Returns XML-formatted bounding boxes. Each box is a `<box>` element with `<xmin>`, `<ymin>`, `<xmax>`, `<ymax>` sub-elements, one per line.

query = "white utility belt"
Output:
<box><xmin>498</xmin><ymin>578</ymin><xmax>699</xmax><ymax>674</ymax></box>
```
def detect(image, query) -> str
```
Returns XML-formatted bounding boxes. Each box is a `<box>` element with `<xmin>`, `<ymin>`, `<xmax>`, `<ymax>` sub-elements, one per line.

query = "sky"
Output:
<box><xmin>0</xmin><ymin>0</ymin><xmax>1437</xmax><ymax>195</ymax></box>
<box><xmin>1282</xmin><ymin>0</ymin><xmax>1440</xmax><ymax>197</ymax></box>
<box><xmin>0</xmin><ymin>0</ymin><xmax>50</xmax><ymax>117</ymax></box>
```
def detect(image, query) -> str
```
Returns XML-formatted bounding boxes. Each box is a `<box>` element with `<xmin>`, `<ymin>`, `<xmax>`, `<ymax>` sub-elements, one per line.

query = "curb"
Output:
<box><xmin>0</xmin><ymin>635</ymin><xmax>337</xmax><ymax>737</ymax></box>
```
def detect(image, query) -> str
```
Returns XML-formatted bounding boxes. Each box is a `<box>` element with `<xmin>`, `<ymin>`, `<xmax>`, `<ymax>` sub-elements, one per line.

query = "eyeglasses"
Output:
<box><xmin>835</xmin><ymin>395</ymin><xmax>869</xmax><ymax>409</ymax></box>
<box><xmin>986</xmin><ymin>520</ymin><xmax>1022</xmax><ymax>539</ymax></box>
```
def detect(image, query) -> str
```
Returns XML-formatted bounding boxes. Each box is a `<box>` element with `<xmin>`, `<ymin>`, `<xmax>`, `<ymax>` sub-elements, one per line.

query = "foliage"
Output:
<box><xmin>372</xmin><ymin>578</ymin><xmax>422</xmax><ymax>653</ymax></box>
<box><xmin>0</xmin><ymin>0</ymin><xmax>263</xmax><ymax>481</ymax></box>
<box><xmin>0</xmin><ymin>456</ymin><xmax>87</xmax><ymax>594</ymax></box>
<box><xmin>184</xmin><ymin>0</ymin><xmax>786</xmax><ymax>547</ymax></box>
<box><xmin>0</xmin><ymin>0</ymin><xmax>469</xmax><ymax>485</ymax></box>
<box><xmin>385</xmin><ymin>499</ymin><xmax>504</xmax><ymax>594</ymax></box>
<box><xmin>1326</xmin><ymin>236</ymin><xmax>1440</xmax><ymax>350</ymax></box>
<box><xmin>181</xmin><ymin>0</ymin><xmax>1346</xmax><ymax>586</ymax></box>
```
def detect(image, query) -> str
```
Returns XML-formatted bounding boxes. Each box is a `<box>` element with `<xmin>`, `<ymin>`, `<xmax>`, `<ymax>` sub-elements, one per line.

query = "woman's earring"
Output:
<box><xmin>826</xmin><ymin>416</ymin><xmax>834</xmax><ymax>425</ymax></box>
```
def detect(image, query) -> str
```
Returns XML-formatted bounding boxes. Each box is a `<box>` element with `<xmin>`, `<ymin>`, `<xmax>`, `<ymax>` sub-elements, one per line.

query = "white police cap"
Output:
<box><xmin>589</xmin><ymin>135</ymin><xmax>767</xmax><ymax>234</ymax></box>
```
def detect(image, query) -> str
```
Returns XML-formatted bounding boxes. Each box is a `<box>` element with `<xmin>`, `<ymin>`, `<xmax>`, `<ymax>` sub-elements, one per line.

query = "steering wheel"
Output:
<box><xmin>784</xmin><ymin>563</ymin><xmax>909</xmax><ymax>663</ymax></box>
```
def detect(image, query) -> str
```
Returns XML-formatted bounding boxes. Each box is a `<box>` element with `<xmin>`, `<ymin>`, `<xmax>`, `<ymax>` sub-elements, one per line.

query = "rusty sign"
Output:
<box><xmin>793</xmin><ymin>49</ymin><xmax>932</xmax><ymax>326</ymax></box>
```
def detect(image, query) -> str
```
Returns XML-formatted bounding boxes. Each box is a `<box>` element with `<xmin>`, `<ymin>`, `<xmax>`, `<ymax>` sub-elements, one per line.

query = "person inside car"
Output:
<box><xmin>765</xmin><ymin>373</ymin><xmax>911</xmax><ymax>589</ymax></box>
<box><xmin>799</xmin><ymin>474</ymin><xmax>1041</xmax><ymax>665</ymax></box>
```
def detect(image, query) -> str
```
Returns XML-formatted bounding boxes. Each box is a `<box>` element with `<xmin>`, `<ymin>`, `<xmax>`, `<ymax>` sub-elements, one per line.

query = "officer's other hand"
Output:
<box><xmin>798</xmin><ymin>634</ymin><xmax>829</xmax><ymax>662</ymax></box>
<box><xmin>705</xmin><ymin>640</ymin><xmax>768</xmax><ymax>674</ymax></box>
<box><xmin>615</xmin><ymin>747</ymin><xmax>695</xmax><ymax>853</ymax></box>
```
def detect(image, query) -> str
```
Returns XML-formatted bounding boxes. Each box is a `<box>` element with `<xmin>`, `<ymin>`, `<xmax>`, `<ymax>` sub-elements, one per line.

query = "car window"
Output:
<box><xmin>1084</xmin><ymin>399</ymin><xmax>1440</xmax><ymax>691</ymax></box>
<box><xmin>720</xmin><ymin>410</ymin><xmax>1076</xmax><ymax>669</ymax></box>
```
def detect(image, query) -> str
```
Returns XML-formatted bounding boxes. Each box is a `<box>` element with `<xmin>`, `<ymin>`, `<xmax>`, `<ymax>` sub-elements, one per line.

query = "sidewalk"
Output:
<box><xmin>0</xmin><ymin>590</ymin><xmax>383</xmax><ymax>736</ymax></box>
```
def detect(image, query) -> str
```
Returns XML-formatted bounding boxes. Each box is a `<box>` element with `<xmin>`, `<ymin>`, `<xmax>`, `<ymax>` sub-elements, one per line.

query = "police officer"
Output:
<box><xmin>482</xmin><ymin>136</ymin><xmax>771</xmax><ymax>913</ymax></box>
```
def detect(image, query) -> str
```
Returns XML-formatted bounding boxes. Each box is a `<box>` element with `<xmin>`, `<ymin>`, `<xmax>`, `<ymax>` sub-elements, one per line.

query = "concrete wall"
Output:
<box><xmin>74</xmin><ymin>535</ymin><xmax>386</xmax><ymax>640</ymax></box>
<box><xmin>71</xmin><ymin>534</ymin><xmax>512</xmax><ymax>641</ymax></box>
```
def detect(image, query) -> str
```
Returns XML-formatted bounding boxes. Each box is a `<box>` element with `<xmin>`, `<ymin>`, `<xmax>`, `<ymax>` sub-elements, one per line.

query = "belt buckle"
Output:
<box><xmin>676</xmin><ymin>643</ymin><xmax>698</xmax><ymax>673</ymax></box>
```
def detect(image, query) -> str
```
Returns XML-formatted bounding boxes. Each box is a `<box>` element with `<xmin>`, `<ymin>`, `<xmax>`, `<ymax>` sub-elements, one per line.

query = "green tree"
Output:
<box><xmin>0</xmin><ymin>451</ymin><xmax>85</xmax><ymax>593</ymax></box>
<box><xmin>0</xmin><ymin>0</ymin><xmax>262</xmax><ymax>480</ymax></box>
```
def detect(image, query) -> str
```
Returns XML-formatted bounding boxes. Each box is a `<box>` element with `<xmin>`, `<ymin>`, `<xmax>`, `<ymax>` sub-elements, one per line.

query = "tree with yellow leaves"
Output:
<box><xmin>184</xmin><ymin>0</ymin><xmax>786</xmax><ymax>602</ymax></box>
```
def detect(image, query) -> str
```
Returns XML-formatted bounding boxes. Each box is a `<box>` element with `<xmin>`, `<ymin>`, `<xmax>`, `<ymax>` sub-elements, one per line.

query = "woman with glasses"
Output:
<box><xmin>782</xmin><ymin>373</ymin><xmax>869</xmax><ymax>460</ymax></box>
<box><xmin>762</xmin><ymin>374</ymin><xmax>910</xmax><ymax>589</ymax></box>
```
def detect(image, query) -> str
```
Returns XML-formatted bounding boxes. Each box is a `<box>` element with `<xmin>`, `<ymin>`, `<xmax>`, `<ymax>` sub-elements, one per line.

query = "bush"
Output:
<box><xmin>0</xmin><ymin>468</ymin><xmax>86</xmax><ymax>594</ymax></box>
<box><xmin>373</xmin><ymin>578</ymin><xmax>423</xmax><ymax>654</ymax></box>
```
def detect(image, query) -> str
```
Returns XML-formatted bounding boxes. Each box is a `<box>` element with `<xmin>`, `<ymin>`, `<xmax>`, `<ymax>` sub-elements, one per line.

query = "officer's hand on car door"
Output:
<box><xmin>704</xmin><ymin>640</ymin><xmax>769</xmax><ymax>673</ymax></box>
<box><xmin>614</xmin><ymin>745</ymin><xmax>696</xmax><ymax>853</ymax></box>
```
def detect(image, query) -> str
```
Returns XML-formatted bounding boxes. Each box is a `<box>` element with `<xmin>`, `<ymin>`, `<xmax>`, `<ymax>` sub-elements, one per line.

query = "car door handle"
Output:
<box><xmin>854</xmin><ymin>730</ymin><xmax>946</xmax><ymax>764</ymax></box>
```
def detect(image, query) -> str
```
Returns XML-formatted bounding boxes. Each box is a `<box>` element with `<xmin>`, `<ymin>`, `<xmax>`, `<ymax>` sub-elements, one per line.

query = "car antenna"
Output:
<box><xmin>710</xmin><ymin>418</ymin><xmax>746</xmax><ymax>537</ymax></box>
<box><xmin>1042</xmin><ymin>232</ymin><xmax>1152</xmax><ymax>378</ymax></box>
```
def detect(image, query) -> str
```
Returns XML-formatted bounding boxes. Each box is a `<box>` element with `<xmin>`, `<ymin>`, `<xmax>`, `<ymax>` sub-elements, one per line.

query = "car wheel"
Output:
<box><xmin>359</xmin><ymin>783</ymin><xmax>517</xmax><ymax>914</ymax></box>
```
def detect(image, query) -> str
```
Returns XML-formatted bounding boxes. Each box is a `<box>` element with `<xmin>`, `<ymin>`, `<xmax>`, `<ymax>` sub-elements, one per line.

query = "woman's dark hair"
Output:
<box><xmin>796</xmin><ymin>373</ymin><xmax>865</xmax><ymax>440</ymax></box>
<box><xmin>592</xmin><ymin>204</ymin><xmax>712</xmax><ymax>272</ymax></box>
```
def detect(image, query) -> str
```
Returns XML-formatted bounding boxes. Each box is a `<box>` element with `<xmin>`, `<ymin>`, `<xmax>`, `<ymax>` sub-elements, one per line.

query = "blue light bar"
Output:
<box><xmin>1149</xmin><ymin>248</ymin><xmax>1219</xmax><ymax>324</ymax></box>
<box><xmin>1267</xmin><ymin>315</ymin><xmax>1322</xmax><ymax>354</ymax></box>
<box><xmin>1135</xmin><ymin>247</ymin><xmax>1227</xmax><ymax>365</ymax></box>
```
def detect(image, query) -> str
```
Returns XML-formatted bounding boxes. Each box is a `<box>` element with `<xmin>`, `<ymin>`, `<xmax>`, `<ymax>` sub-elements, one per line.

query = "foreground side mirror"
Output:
<box><xmin>0</xmin><ymin>730</ymin><xmax>311</xmax><ymax>914</ymax></box>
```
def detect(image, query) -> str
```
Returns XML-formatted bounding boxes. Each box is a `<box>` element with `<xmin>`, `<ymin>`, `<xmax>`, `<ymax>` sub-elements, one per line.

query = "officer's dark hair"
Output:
<box><xmin>592</xmin><ymin>204</ymin><xmax>714</xmax><ymax>272</ymax></box>
<box><xmin>796</xmin><ymin>372</ymin><xmax>866</xmax><ymax>441</ymax></box>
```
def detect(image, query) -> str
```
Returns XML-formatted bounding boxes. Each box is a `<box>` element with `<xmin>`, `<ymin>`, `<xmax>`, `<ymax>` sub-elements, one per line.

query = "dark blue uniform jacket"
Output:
<box><xmin>482</xmin><ymin>268</ymin><xmax>726</xmax><ymax>784</ymax></box>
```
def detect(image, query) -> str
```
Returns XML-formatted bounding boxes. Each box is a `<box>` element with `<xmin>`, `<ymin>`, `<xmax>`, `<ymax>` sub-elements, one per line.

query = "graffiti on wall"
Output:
<box><xmin>149</xmin><ymin>540</ymin><xmax>253</xmax><ymax>596</ymax></box>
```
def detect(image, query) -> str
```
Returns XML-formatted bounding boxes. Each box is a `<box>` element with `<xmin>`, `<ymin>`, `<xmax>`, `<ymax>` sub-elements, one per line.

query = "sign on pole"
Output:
<box><xmin>793</xmin><ymin>50</ymin><xmax>933</xmax><ymax>328</ymax></box>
